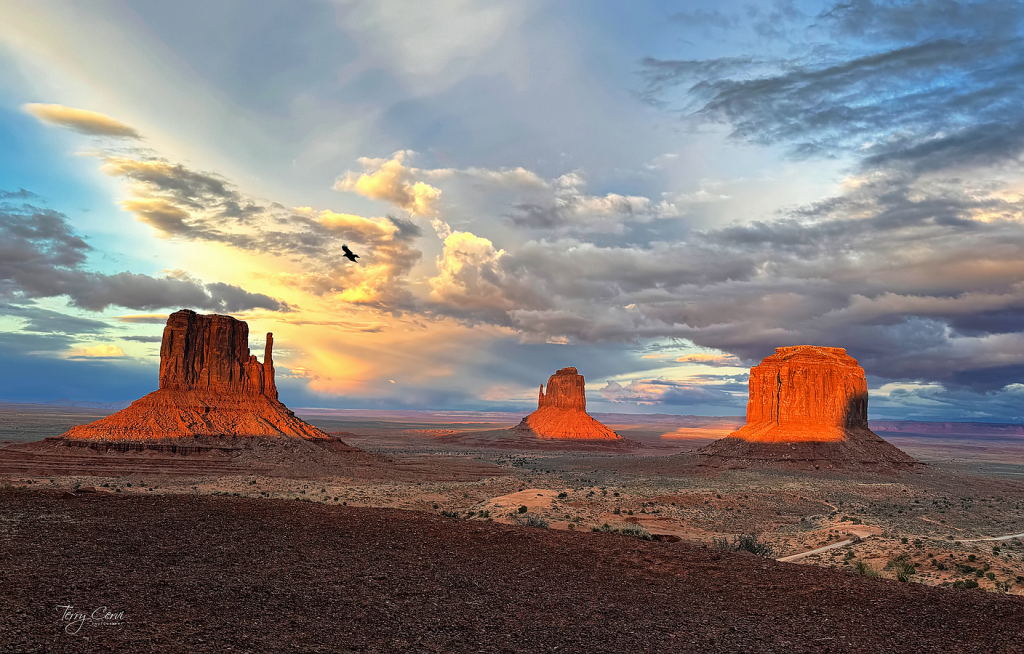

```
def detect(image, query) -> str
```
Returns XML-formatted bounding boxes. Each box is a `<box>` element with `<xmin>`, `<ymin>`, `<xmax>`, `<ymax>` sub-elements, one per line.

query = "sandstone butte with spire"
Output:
<box><xmin>697</xmin><ymin>345</ymin><xmax>916</xmax><ymax>467</ymax></box>
<box><xmin>61</xmin><ymin>309</ymin><xmax>330</xmax><ymax>441</ymax></box>
<box><xmin>515</xmin><ymin>367</ymin><xmax>621</xmax><ymax>440</ymax></box>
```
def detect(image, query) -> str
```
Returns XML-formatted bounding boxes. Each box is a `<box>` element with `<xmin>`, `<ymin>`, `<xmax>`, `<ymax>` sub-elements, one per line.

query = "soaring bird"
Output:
<box><xmin>342</xmin><ymin>244</ymin><xmax>360</xmax><ymax>262</ymax></box>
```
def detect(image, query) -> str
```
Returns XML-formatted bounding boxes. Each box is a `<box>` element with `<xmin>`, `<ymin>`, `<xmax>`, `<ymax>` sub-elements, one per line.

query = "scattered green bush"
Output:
<box><xmin>712</xmin><ymin>534</ymin><xmax>775</xmax><ymax>558</ymax></box>
<box><xmin>518</xmin><ymin>505</ymin><xmax>528</xmax><ymax>514</ymax></box>
<box><xmin>515</xmin><ymin>513</ymin><xmax>549</xmax><ymax>529</ymax></box>
<box><xmin>886</xmin><ymin>554</ymin><xmax>916</xmax><ymax>582</ymax></box>
<box><xmin>854</xmin><ymin>560</ymin><xmax>880</xmax><ymax>578</ymax></box>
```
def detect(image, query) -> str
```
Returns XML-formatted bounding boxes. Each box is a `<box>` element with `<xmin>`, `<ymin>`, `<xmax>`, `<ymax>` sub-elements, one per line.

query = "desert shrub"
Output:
<box><xmin>618</xmin><ymin>524</ymin><xmax>652</xmax><ymax>541</ymax></box>
<box><xmin>440</xmin><ymin>510</ymin><xmax>461</xmax><ymax>519</ymax></box>
<box><xmin>986</xmin><ymin>572</ymin><xmax>996</xmax><ymax>581</ymax></box>
<box><xmin>953</xmin><ymin>579</ymin><xmax>979</xmax><ymax>589</ymax></box>
<box><xmin>735</xmin><ymin>534</ymin><xmax>776</xmax><ymax>558</ymax></box>
<box><xmin>968</xmin><ymin>554</ymin><xmax>977</xmax><ymax>562</ymax></box>
<box><xmin>515</xmin><ymin>513</ymin><xmax>549</xmax><ymax>529</ymax></box>
<box><xmin>557</xmin><ymin>492</ymin><xmax>568</xmax><ymax>499</ymax></box>
<box><xmin>996</xmin><ymin>580</ymin><xmax>1011</xmax><ymax>593</ymax></box>
<box><xmin>518</xmin><ymin>505</ymin><xmax>528</xmax><ymax>514</ymax></box>
<box><xmin>712</xmin><ymin>534</ymin><xmax>775</xmax><ymax>558</ymax></box>
<box><xmin>854</xmin><ymin>560</ymin><xmax>880</xmax><ymax>578</ymax></box>
<box><xmin>886</xmin><ymin>554</ymin><xmax>916</xmax><ymax>582</ymax></box>
<box><xmin>900</xmin><ymin>537</ymin><xmax>908</xmax><ymax>544</ymax></box>
<box><xmin>592</xmin><ymin>523</ymin><xmax>613</xmax><ymax>532</ymax></box>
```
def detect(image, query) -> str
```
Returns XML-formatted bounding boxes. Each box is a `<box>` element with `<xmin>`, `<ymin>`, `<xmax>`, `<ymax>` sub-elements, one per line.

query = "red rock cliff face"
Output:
<box><xmin>62</xmin><ymin>310</ymin><xmax>328</xmax><ymax>442</ymax></box>
<box><xmin>518</xmin><ymin>367</ymin><xmax>619</xmax><ymax>440</ymax></box>
<box><xmin>732</xmin><ymin>345</ymin><xmax>870</xmax><ymax>443</ymax></box>
<box><xmin>159</xmin><ymin>310</ymin><xmax>277</xmax><ymax>397</ymax></box>
<box><xmin>538</xmin><ymin>367</ymin><xmax>587</xmax><ymax>411</ymax></box>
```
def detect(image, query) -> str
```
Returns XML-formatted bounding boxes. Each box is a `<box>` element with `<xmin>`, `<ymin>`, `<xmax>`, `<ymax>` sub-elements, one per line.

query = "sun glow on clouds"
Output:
<box><xmin>68</xmin><ymin>344</ymin><xmax>125</xmax><ymax>358</ymax></box>
<box><xmin>23</xmin><ymin>103</ymin><xmax>141</xmax><ymax>139</ymax></box>
<box><xmin>334</xmin><ymin>151</ymin><xmax>442</xmax><ymax>217</ymax></box>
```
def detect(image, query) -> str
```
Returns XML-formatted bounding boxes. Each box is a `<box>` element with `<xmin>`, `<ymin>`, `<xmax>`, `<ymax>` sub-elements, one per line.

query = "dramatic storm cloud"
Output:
<box><xmin>2</xmin><ymin>1</ymin><xmax>1024</xmax><ymax>419</ymax></box>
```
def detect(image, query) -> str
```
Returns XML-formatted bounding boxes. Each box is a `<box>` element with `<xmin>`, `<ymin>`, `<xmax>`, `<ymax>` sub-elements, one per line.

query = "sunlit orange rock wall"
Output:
<box><xmin>731</xmin><ymin>346</ymin><xmax>869</xmax><ymax>443</ymax></box>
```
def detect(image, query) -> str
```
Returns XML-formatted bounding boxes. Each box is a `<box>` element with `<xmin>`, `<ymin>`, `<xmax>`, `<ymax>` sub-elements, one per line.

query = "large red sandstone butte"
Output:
<box><xmin>61</xmin><ymin>310</ymin><xmax>329</xmax><ymax>441</ymax></box>
<box><xmin>515</xmin><ymin>368</ymin><xmax>620</xmax><ymax>440</ymax></box>
<box><xmin>698</xmin><ymin>346</ymin><xmax>917</xmax><ymax>468</ymax></box>
<box><xmin>733</xmin><ymin>345</ymin><xmax>868</xmax><ymax>443</ymax></box>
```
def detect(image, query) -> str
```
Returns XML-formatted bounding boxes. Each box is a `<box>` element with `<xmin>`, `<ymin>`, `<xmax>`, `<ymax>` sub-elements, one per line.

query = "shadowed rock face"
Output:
<box><xmin>697</xmin><ymin>345</ymin><xmax>917</xmax><ymax>469</ymax></box>
<box><xmin>517</xmin><ymin>368</ymin><xmax>620</xmax><ymax>440</ymax></box>
<box><xmin>159</xmin><ymin>310</ymin><xmax>278</xmax><ymax>399</ymax></box>
<box><xmin>62</xmin><ymin>310</ymin><xmax>329</xmax><ymax>442</ymax></box>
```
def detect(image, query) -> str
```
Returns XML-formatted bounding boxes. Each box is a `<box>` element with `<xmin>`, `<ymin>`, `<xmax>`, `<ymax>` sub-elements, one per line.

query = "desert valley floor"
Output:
<box><xmin>2</xmin><ymin>404</ymin><xmax>1024</xmax><ymax>652</ymax></box>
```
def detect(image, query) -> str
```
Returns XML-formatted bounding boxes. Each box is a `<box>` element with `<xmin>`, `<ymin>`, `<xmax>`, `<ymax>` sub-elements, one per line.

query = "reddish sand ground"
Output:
<box><xmin>3</xmin><ymin>489</ymin><xmax>1023</xmax><ymax>653</ymax></box>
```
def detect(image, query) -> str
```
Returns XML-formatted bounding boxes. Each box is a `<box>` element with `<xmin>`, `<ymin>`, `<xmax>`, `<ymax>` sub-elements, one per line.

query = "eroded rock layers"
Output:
<box><xmin>62</xmin><ymin>310</ymin><xmax>329</xmax><ymax>441</ymax></box>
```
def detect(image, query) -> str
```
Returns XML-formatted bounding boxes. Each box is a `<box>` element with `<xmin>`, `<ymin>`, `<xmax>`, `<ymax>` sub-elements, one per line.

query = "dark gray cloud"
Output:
<box><xmin>0</xmin><ymin>304</ymin><xmax>110</xmax><ymax>333</ymax></box>
<box><xmin>642</xmin><ymin>1</ymin><xmax>1024</xmax><ymax>173</ymax></box>
<box><xmin>0</xmin><ymin>198</ymin><xmax>289</xmax><ymax>313</ymax></box>
<box><xmin>121</xmin><ymin>335</ymin><xmax>162</xmax><ymax>343</ymax></box>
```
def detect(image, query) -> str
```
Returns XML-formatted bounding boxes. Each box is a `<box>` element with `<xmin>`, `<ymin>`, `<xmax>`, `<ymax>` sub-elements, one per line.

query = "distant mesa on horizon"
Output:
<box><xmin>696</xmin><ymin>345</ymin><xmax>918</xmax><ymax>470</ymax></box>
<box><xmin>60</xmin><ymin>309</ymin><xmax>331</xmax><ymax>442</ymax></box>
<box><xmin>514</xmin><ymin>367</ymin><xmax>621</xmax><ymax>441</ymax></box>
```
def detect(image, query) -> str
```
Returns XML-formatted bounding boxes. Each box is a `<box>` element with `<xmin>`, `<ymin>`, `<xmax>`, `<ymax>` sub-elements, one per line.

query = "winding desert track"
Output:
<box><xmin>779</xmin><ymin>529</ymin><xmax>1024</xmax><ymax>562</ymax></box>
<box><xmin>777</xmin><ymin>539</ymin><xmax>858</xmax><ymax>562</ymax></box>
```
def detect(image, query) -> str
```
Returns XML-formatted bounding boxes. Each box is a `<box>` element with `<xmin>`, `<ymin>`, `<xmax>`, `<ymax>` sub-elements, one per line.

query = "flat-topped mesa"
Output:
<box><xmin>517</xmin><ymin>367</ymin><xmax>620</xmax><ymax>441</ymax></box>
<box><xmin>61</xmin><ymin>309</ymin><xmax>330</xmax><ymax>442</ymax></box>
<box><xmin>695</xmin><ymin>345</ymin><xmax>918</xmax><ymax>469</ymax></box>
<box><xmin>731</xmin><ymin>345</ymin><xmax>868</xmax><ymax>443</ymax></box>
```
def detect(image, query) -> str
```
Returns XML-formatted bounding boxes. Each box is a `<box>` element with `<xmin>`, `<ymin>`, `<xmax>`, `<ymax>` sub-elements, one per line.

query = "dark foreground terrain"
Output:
<box><xmin>2</xmin><ymin>489</ymin><xmax>1022</xmax><ymax>653</ymax></box>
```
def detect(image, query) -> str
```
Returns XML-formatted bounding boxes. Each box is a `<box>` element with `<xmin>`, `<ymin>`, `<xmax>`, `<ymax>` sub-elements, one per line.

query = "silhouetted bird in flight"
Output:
<box><xmin>342</xmin><ymin>244</ymin><xmax>360</xmax><ymax>263</ymax></box>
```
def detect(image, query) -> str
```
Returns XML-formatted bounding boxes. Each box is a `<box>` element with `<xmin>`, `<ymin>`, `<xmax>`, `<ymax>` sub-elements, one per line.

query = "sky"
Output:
<box><xmin>2</xmin><ymin>0</ymin><xmax>1024</xmax><ymax>421</ymax></box>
